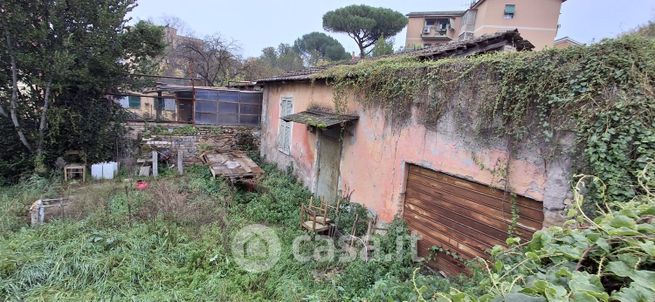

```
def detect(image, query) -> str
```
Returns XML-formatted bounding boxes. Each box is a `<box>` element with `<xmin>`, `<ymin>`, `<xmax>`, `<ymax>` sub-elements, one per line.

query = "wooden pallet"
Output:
<box><xmin>201</xmin><ymin>151</ymin><xmax>264</xmax><ymax>182</ymax></box>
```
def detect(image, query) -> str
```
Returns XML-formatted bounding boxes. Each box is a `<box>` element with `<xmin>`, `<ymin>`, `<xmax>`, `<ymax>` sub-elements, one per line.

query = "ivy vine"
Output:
<box><xmin>318</xmin><ymin>35</ymin><xmax>655</xmax><ymax>207</ymax></box>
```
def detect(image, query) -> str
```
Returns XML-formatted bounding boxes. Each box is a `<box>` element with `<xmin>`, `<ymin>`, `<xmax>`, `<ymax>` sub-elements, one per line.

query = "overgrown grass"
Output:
<box><xmin>0</xmin><ymin>175</ymin><xmax>61</xmax><ymax>236</ymax></box>
<box><xmin>7</xmin><ymin>159</ymin><xmax>646</xmax><ymax>301</ymax></box>
<box><xmin>0</xmin><ymin>163</ymin><xmax>454</xmax><ymax>301</ymax></box>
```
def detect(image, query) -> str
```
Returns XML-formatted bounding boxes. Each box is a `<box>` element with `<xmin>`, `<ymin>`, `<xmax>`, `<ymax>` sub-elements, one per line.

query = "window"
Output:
<box><xmin>217</xmin><ymin>91</ymin><xmax>239</xmax><ymax>125</ymax></box>
<box><xmin>163</xmin><ymin>99</ymin><xmax>176</xmax><ymax>111</ymax></box>
<box><xmin>437</xmin><ymin>19</ymin><xmax>450</xmax><ymax>31</ymax></box>
<box><xmin>423</xmin><ymin>19</ymin><xmax>434</xmax><ymax>34</ymax></box>
<box><xmin>423</xmin><ymin>43</ymin><xmax>432</xmax><ymax>48</ymax></box>
<box><xmin>195</xmin><ymin>99</ymin><xmax>218</xmax><ymax>124</ymax></box>
<box><xmin>190</xmin><ymin>89</ymin><xmax>262</xmax><ymax>126</ymax></box>
<box><xmin>238</xmin><ymin>92</ymin><xmax>262</xmax><ymax>126</ymax></box>
<box><xmin>504</xmin><ymin>4</ymin><xmax>516</xmax><ymax>19</ymax></box>
<box><xmin>278</xmin><ymin>97</ymin><xmax>293</xmax><ymax>154</ymax></box>
<box><xmin>117</xmin><ymin>96</ymin><xmax>129</xmax><ymax>108</ymax></box>
<box><xmin>128</xmin><ymin>96</ymin><xmax>141</xmax><ymax>109</ymax></box>
<box><xmin>156</xmin><ymin>98</ymin><xmax>176</xmax><ymax>111</ymax></box>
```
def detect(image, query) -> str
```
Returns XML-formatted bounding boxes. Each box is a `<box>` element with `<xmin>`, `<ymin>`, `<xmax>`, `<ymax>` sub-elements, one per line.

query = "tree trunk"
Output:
<box><xmin>36</xmin><ymin>80</ymin><xmax>52</xmax><ymax>158</ymax></box>
<box><xmin>5</xmin><ymin>28</ymin><xmax>33</xmax><ymax>153</ymax></box>
<box><xmin>359</xmin><ymin>47</ymin><xmax>366</xmax><ymax>58</ymax></box>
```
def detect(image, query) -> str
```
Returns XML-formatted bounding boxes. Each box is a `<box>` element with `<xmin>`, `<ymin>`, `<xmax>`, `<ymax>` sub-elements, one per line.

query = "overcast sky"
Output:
<box><xmin>128</xmin><ymin>0</ymin><xmax>655</xmax><ymax>58</ymax></box>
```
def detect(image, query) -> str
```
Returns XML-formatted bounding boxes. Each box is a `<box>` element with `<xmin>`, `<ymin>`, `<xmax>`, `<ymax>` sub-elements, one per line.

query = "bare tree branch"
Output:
<box><xmin>173</xmin><ymin>33</ymin><xmax>241</xmax><ymax>86</ymax></box>
<box><xmin>4</xmin><ymin>27</ymin><xmax>33</xmax><ymax>153</ymax></box>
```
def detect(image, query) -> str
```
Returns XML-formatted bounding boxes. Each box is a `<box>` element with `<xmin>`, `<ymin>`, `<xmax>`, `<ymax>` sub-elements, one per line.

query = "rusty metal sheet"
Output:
<box><xmin>403</xmin><ymin>164</ymin><xmax>544</xmax><ymax>276</ymax></box>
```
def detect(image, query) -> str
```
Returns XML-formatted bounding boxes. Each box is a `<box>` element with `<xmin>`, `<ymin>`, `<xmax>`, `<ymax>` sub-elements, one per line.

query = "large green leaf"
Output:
<box><xmin>611</xmin><ymin>283</ymin><xmax>655</xmax><ymax>302</ymax></box>
<box><xmin>568</xmin><ymin>272</ymin><xmax>609</xmax><ymax>302</ymax></box>
<box><xmin>607</xmin><ymin>261</ymin><xmax>655</xmax><ymax>292</ymax></box>
<box><xmin>502</xmin><ymin>293</ymin><xmax>546</xmax><ymax>302</ymax></box>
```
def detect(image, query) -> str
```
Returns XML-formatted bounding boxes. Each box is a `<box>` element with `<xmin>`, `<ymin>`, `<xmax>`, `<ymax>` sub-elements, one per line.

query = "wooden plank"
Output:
<box><xmin>406</xmin><ymin>187</ymin><xmax>535</xmax><ymax>234</ymax></box>
<box><xmin>407</xmin><ymin>172</ymin><xmax>544</xmax><ymax>222</ymax></box>
<box><xmin>405</xmin><ymin>172</ymin><xmax>542</xmax><ymax>234</ymax></box>
<box><xmin>403</xmin><ymin>164</ymin><xmax>544</xmax><ymax>275</ymax></box>
<box><xmin>406</xmin><ymin>182</ymin><xmax>541</xmax><ymax>233</ymax></box>
<box><xmin>406</xmin><ymin>194</ymin><xmax>533</xmax><ymax>242</ymax></box>
<box><xmin>417</xmin><ymin>239</ymin><xmax>469</xmax><ymax>275</ymax></box>
<box><xmin>404</xmin><ymin>205</ymin><xmax>498</xmax><ymax>253</ymax></box>
<box><xmin>408</xmin><ymin>168</ymin><xmax>544</xmax><ymax>215</ymax></box>
<box><xmin>404</xmin><ymin>207</ymin><xmax>492</xmax><ymax>258</ymax></box>
<box><xmin>405</xmin><ymin>219</ymin><xmax>484</xmax><ymax>260</ymax></box>
<box><xmin>405</xmin><ymin>194</ymin><xmax>510</xmax><ymax>243</ymax></box>
<box><xmin>409</xmin><ymin>165</ymin><xmax>541</xmax><ymax>208</ymax></box>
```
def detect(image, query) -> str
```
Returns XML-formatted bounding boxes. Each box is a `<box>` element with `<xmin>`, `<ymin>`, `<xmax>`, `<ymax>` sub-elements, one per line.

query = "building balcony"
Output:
<box><xmin>421</xmin><ymin>26</ymin><xmax>454</xmax><ymax>41</ymax></box>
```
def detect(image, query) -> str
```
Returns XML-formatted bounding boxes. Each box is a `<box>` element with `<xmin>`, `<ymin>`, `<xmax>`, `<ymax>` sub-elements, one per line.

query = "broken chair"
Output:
<box><xmin>300</xmin><ymin>197</ymin><xmax>341</xmax><ymax>235</ymax></box>
<box><xmin>300</xmin><ymin>203</ymin><xmax>331</xmax><ymax>233</ymax></box>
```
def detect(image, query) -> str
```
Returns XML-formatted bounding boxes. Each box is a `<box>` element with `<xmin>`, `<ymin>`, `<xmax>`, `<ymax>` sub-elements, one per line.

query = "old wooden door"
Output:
<box><xmin>316</xmin><ymin>129</ymin><xmax>342</xmax><ymax>203</ymax></box>
<box><xmin>403</xmin><ymin>164</ymin><xmax>544</xmax><ymax>275</ymax></box>
<box><xmin>177</xmin><ymin>99</ymin><xmax>193</xmax><ymax>122</ymax></box>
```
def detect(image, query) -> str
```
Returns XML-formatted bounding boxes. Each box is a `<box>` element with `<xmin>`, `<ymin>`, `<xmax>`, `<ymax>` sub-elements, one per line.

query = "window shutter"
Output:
<box><xmin>504</xmin><ymin>4</ymin><xmax>516</xmax><ymax>14</ymax></box>
<box><xmin>278</xmin><ymin>98</ymin><xmax>293</xmax><ymax>154</ymax></box>
<box><xmin>128</xmin><ymin>96</ymin><xmax>141</xmax><ymax>109</ymax></box>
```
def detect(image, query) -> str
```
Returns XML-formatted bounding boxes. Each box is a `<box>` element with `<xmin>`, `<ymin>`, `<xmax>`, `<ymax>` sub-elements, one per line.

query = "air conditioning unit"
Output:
<box><xmin>422</xmin><ymin>27</ymin><xmax>431</xmax><ymax>34</ymax></box>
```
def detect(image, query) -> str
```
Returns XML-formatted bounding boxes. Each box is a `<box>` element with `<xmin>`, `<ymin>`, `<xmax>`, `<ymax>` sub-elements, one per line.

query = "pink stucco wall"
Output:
<box><xmin>261</xmin><ymin>81</ymin><xmax>568</xmax><ymax>224</ymax></box>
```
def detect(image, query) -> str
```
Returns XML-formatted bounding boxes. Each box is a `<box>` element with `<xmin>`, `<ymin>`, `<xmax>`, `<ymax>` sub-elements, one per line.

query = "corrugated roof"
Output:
<box><xmin>257</xmin><ymin>30</ymin><xmax>533</xmax><ymax>83</ymax></box>
<box><xmin>406</xmin><ymin>10</ymin><xmax>466</xmax><ymax>17</ymax></box>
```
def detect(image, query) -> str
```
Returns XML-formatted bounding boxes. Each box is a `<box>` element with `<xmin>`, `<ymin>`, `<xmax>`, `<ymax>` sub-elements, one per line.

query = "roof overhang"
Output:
<box><xmin>554</xmin><ymin>36</ymin><xmax>582</xmax><ymax>46</ymax></box>
<box><xmin>281</xmin><ymin>109</ymin><xmax>358</xmax><ymax>128</ymax></box>
<box><xmin>471</xmin><ymin>0</ymin><xmax>565</xmax><ymax>9</ymax></box>
<box><xmin>406</xmin><ymin>11</ymin><xmax>466</xmax><ymax>18</ymax></box>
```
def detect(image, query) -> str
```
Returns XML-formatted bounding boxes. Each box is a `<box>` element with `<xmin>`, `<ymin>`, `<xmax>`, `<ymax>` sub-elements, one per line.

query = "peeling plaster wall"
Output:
<box><xmin>260</xmin><ymin>81</ymin><xmax>572</xmax><ymax>226</ymax></box>
<box><xmin>260</xmin><ymin>82</ymin><xmax>356</xmax><ymax>190</ymax></box>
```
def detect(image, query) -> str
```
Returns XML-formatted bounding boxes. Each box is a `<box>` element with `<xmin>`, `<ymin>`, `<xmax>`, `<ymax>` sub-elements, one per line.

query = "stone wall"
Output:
<box><xmin>125</xmin><ymin>122</ymin><xmax>260</xmax><ymax>163</ymax></box>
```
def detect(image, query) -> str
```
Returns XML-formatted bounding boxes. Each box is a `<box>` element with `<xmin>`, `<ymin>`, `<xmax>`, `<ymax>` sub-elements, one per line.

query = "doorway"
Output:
<box><xmin>316</xmin><ymin>128</ymin><xmax>342</xmax><ymax>203</ymax></box>
<box><xmin>177</xmin><ymin>99</ymin><xmax>193</xmax><ymax>122</ymax></box>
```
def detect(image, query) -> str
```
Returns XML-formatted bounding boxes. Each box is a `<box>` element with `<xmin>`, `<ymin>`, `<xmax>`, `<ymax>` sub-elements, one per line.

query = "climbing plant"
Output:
<box><xmin>413</xmin><ymin>169</ymin><xmax>655</xmax><ymax>301</ymax></box>
<box><xmin>318</xmin><ymin>35</ymin><xmax>655</xmax><ymax>206</ymax></box>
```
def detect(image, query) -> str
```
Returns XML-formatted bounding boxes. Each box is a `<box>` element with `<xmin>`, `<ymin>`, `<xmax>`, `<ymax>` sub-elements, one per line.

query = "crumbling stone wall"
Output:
<box><xmin>125</xmin><ymin>122</ymin><xmax>260</xmax><ymax>163</ymax></box>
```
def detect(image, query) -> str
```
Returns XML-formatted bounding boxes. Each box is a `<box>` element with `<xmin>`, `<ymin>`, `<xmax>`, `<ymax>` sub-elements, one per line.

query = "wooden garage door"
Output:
<box><xmin>403</xmin><ymin>165</ymin><xmax>543</xmax><ymax>275</ymax></box>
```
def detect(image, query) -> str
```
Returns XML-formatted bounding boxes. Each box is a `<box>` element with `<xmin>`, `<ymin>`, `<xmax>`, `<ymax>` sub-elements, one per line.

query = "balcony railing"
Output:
<box><xmin>421</xmin><ymin>26</ymin><xmax>452</xmax><ymax>40</ymax></box>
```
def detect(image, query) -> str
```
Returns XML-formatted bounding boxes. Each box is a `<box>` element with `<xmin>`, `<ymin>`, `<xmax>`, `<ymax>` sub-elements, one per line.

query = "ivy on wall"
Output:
<box><xmin>318</xmin><ymin>35</ymin><xmax>655</xmax><ymax>206</ymax></box>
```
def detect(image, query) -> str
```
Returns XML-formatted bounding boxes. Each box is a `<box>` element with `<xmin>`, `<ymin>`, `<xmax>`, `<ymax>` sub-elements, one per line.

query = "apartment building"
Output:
<box><xmin>406</xmin><ymin>0</ymin><xmax>565</xmax><ymax>50</ymax></box>
<box><xmin>160</xmin><ymin>27</ymin><xmax>204</xmax><ymax>79</ymax></box>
